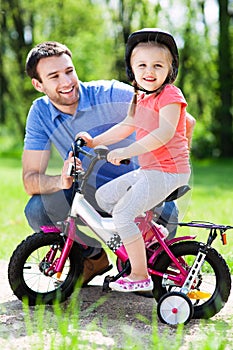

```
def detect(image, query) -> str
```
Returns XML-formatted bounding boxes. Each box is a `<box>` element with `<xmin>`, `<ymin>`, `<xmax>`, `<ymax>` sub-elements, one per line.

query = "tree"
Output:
<box><xmin>0</xmin><ymin>0</ymin><xmax>232</xmax><ymax>158</ymax></box>
<box><xmin>0</xmin><ymin>0</ymin><xmax>30</xmax><ymax>138</ymax></box>
<box><xmin>105</xmin><ymin>0</ymin><xmax>162</xmax><ymax>81</ymax></box>
<box><xmin>214</xmin><ymin>0</ymin><xmax>233</xmax><ymax>157</ymax></box>
<box><xmin>0</xmin><ymin>0</ymin><xmax>115</xmax><ymax>146</ymax></box>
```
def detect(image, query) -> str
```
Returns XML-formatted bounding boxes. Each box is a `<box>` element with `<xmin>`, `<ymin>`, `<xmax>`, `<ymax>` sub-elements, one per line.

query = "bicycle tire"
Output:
<box><xmin>152</xmin><ymin>241</ymin><xmax>231</xmax><ymax>319</ymax></box>
<box><xmin>8</xmin><ymin>232</ymin><xmax>83</xmax><ymax>305</ymax></box>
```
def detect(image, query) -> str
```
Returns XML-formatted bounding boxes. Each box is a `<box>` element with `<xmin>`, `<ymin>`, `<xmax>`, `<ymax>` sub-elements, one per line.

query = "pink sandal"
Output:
<box><xmin>109</xmin><ymin>276</ymin><xmax>153</xmax><ymax>293</ymax></box>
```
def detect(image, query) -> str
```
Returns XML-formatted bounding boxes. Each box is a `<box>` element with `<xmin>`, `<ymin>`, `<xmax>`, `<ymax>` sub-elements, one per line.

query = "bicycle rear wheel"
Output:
<box><xmin>152</xmin><ymin>241</ymin><xmax>231</xmax><ymax>319</ymax></box>
<box><xmin>8</xmin><ymin>232</ymin><xmax>83</xmax><ymax>305</ymax></box>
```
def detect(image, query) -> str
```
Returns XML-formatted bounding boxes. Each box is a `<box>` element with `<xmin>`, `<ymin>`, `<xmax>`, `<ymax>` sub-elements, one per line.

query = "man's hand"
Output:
<box><xmin>62</xmin><ymin>151</ymin><xmax>83</xmax><ymax>189</ymax></box>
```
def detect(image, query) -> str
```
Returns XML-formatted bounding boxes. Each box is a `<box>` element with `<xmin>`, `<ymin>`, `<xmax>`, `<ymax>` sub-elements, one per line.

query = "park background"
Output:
<box><xmin>0</xmin><ymin>0</ymin><xmax>233</xmax><ymax>264</ymax></box>
<box><xmin>1</xmin><ymin>1</ymin><xmax>233</xmax><ymax>349</ymax></box>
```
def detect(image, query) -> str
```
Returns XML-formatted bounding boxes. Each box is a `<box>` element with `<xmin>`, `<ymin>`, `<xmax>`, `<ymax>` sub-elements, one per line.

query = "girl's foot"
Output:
<box><xmin>109</xmin><ymin>276</ymin><xmax>153</xmax><ymax>293</ymax></box>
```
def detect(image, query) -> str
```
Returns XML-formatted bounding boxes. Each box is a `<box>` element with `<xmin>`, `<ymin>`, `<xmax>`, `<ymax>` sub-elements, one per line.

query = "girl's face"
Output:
<box><xmin>131</xmin><ymin>43</ymin><xmax>172</xmax><ymax>92</ymax></box>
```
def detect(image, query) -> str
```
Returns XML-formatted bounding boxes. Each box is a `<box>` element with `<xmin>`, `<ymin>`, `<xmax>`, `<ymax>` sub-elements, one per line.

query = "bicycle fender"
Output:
<box><xmin>166</xmin><ymin>235</ymin><xmax>196</xmax><ymax>245</ymax></box>
<box><xmin>40</xmin><ymin>225</ymin><xmax>61</xmax><ymax>233</ymax></box>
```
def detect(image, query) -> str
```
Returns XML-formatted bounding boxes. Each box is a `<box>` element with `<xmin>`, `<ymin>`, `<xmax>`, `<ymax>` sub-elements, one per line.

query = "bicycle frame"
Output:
<box><xmin>39</xmin><ymin>141</ymin><xmax>233</xmax><ymax>291</ymax></box>
<box><xmin>41</xmin><ymin>187</ymin><xmax>195</xmax><ymax>285</ymax></box>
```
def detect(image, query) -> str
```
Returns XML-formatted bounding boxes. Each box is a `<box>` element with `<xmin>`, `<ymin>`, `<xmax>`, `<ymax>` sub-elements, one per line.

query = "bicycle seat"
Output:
<box><xmin>165</xmin><ymin>185</ymin><xmax>191</xmax><ymax>202</ymax></box>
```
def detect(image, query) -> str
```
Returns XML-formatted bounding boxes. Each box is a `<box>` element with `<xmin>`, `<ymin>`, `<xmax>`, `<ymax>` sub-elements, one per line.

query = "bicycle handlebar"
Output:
<box><xmin>73</xmin><ymin>137</ymin><xmax>130</xmax><ymax>164</ymax></box>
<box><xmin>68</xmin><ymin>138</ymin><xmax>130</xmax><ymax>192</ymax></box>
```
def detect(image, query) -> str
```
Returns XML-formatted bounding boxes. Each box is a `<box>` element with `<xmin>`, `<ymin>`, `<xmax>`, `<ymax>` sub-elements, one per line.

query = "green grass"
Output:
<box><xmin>0</xmin><ymin>157</ymin><xmax>29</xmax><ymax>259</ymax></box>
<box><xmin>178</xmin><ymin>158</ymin><xmax>233</xmax><ymax>271</ymax></box>
<box><xmin>0</xmin><ymin>154</ymin><xmax>64</xmax><ymax>260</ymax></box>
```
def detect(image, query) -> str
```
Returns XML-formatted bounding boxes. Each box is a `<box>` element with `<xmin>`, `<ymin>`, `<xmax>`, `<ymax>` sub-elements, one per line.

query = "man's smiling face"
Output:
<box><xmin>32</xmin><ymin>53</ymin><xmax>79</xmax><ymax>114</ymax></box>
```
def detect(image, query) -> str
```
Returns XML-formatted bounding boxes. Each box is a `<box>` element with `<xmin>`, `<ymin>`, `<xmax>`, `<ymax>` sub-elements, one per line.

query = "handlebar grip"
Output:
<box><xmin>120</xmin><ymin>159</ymin><xmax>130</xmax><ymax>165</ymax></box>
<box><xmin>75</xmin><ymin>137</ymin><xmax>86</xmax><ymax>147</ymax></box>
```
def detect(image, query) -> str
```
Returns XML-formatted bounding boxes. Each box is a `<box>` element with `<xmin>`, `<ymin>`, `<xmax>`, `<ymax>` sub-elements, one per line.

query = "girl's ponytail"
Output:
<box><xmin>128</xmin><ymin>80</ymin><xmax>138</xmax><ymax>118</ymax></box>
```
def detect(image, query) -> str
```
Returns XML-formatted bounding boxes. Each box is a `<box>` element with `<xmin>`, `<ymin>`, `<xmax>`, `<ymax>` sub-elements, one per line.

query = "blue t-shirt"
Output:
<box><xmin>24</xmin><ymin>79</ymin><xmax>137</xmax><ymax>188</ymax></box>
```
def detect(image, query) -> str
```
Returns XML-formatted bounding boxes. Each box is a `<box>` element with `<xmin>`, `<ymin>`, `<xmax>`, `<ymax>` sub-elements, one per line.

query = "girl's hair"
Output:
<box><xmin>128</xmin><ymin>41</ymin><xmax>174</xmax><ymax>118</ymax></box>
<box><xmin>25</xmin><ymin>41</ymin><xmax>72</xmax><ymax>81</ymax></box>
<box><xmin>128</xmin><ymin>81</ymin><xmax>139</xmax><ymax>118</ymax></box>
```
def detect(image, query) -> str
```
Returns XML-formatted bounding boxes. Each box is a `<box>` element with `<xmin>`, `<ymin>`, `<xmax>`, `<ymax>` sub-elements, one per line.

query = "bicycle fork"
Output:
<box><xmin>40</xmin><ymin>216</ymin><xmax>79</xmax><ymax>277</ymax></box>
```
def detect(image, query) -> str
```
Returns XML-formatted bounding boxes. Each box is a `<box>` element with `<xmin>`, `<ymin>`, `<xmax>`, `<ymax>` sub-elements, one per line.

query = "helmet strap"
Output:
<box><xmin>135</xmin><ymin>82</ymin><xmax>167</xmax><ymax>96</ymax></box>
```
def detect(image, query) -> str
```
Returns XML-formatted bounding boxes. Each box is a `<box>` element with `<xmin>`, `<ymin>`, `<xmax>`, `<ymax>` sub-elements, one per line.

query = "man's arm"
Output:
<box><xmin>186</xmin><ymin>113</ymin><xmax>196</xmax><ymax>150</ymax></box>
<box><xmin>22</xmin><ymin>150</ymin><xmax>77</xmax><ymax>195</ymax></box>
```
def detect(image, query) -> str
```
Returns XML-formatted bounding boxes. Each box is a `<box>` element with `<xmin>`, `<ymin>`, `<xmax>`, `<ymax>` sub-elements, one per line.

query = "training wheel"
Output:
<box><xmin>157</xmin><ymin>291</ymin><xmax>194</xmax><ymax>325</ymax></box>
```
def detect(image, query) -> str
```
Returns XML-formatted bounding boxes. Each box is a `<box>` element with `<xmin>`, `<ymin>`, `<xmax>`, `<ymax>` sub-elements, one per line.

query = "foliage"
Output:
<box><xmin>0</xmin><ymin>0</ymin><xmax>233</xmax><ymax>158</ymax></box>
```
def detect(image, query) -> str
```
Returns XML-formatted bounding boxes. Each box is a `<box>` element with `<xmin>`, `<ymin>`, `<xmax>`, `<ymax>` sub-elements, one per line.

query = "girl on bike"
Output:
<box><xmin>77</xmin><ymin>28</ymin><xmax>191</xmax><ymax>292</ymax></box>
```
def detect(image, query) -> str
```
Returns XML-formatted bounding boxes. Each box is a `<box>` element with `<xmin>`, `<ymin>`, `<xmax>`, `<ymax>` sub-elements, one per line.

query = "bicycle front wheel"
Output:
<box><xmin>8</xmin><ymin>232</ymin><xmax>83</xmax><ymax>305</ymax></box>
<box><xmin>152</xmin><ymin>241</ymin><xmax>231</xmax><ymax>319</ymax></box>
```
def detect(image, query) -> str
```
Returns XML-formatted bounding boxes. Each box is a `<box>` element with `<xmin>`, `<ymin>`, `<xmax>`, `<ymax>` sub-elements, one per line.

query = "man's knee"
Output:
<box><xmin>25</xmin><ymin>190</ymin><xmax>73</xmax><ymax>231</ymax></box>
<box><xmin>24</xmin><ymin>195</ymin><xmax>49</xmax><ymax>231</ymax></box>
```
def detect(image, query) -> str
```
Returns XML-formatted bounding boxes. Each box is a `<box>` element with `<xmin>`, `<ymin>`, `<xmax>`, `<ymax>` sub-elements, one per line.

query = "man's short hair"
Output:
<box><xmin>25</xmin><ymin>41</ymin><xmax>72</xmax><ymax>81</ymax></box>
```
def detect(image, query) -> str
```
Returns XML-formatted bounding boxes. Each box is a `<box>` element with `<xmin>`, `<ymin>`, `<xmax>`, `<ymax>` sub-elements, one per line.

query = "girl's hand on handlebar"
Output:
<box><xmin>75</xmin><ymin>132</ymin><xmax>93</xmax><ymax>148</ymax></box>
<box><xmin>107</xmin><ymin>148</ymin><xmax>129</xmax><ymax>166</ymax></box>
<box><xmin>62</xmin><ymin>151</ymin><xmax>83</xmax><ymax>189</ymax></box>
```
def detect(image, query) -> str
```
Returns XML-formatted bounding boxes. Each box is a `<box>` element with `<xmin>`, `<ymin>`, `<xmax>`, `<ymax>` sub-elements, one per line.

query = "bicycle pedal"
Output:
<box><xmin>103</xmin><ymin>275</ymin><xmax>115</xmax><ymax>292</ymax></box>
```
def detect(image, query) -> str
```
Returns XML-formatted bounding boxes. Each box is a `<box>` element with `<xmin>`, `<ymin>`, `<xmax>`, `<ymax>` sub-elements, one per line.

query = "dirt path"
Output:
<box><xmin>1</xmin><ymin>260</ymin><xmax>233</xmax><ymax>349</ymax></box>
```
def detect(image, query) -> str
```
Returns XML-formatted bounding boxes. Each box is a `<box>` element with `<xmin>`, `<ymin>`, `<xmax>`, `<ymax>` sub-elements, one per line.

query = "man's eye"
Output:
<box><xmin>50</xmin><ymin>75</ymin><xmax>58</xmax><ymax>79</ymax></box>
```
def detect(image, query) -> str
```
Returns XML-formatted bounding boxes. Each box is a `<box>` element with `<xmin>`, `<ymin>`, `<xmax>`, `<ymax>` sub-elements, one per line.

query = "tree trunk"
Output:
<box><xmin>217</xmin><ymin>0</ymin><xmax>233</xmax><ymax>156</ymax></box>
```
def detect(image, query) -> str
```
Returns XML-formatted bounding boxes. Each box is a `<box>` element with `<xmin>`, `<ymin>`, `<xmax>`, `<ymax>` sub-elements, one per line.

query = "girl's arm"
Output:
<box><xmin>125</xmin><ymin>103</ymin><xmax>180</xmax><ymax>157</ymax></box>
<box><xmin>76</xmin><ymin>114</ymin><xmax>135</xmax><ymax>148</ymax></box>
<box><xmin>107</xmin><ymin>103</ymin><xmax>181</xmax><ymax>164</ymax></box>
<box><xmin>92</xmin><ymin>114</ymin><xmax>135</xmax><ymax>147</ymax></box>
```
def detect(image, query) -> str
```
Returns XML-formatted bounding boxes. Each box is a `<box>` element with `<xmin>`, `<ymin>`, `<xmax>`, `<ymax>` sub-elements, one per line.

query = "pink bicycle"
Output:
<box><xmin>8</xmin><ymin>139</ymin><xmax>232</xmax><ymax>325</ymax></box>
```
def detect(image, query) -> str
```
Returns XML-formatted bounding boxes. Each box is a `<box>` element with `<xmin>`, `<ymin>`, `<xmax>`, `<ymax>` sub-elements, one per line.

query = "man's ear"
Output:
<box><xmin>32</xmin><ymin>78</ymin><xmax>44</xmax><ymax>93</ymax></box>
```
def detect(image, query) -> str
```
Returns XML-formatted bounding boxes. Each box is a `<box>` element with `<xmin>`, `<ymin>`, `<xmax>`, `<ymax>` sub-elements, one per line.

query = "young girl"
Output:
<box><xmin>77</xmin><ymin>28</ymin><xmax>191</xmax><ymax>292</ymax></box>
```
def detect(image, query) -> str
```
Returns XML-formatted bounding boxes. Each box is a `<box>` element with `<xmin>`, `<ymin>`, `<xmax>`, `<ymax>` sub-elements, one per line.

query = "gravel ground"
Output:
<box><xmin>1</xmin><ymin>259</ymin><xmax>233</xmax><ymax>349</ymax></box>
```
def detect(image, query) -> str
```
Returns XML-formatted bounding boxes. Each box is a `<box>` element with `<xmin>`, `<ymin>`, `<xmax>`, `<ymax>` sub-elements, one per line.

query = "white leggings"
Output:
<box><xmin>96</xmin><ymin>169</ymin><xmax>190</xmax><ymax>241</ymax></box>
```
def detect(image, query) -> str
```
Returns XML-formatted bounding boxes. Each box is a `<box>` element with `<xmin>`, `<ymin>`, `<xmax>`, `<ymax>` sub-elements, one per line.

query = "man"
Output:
<box><xmin>23</xmin><ymin>41</ymin><xmax>195</xmax><ymax>286</ymax></box>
